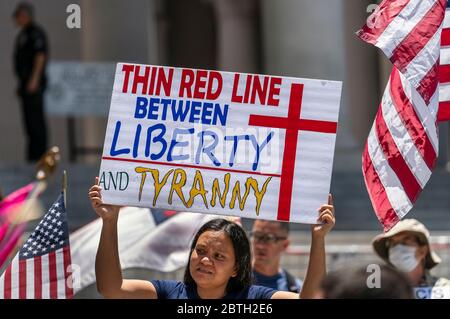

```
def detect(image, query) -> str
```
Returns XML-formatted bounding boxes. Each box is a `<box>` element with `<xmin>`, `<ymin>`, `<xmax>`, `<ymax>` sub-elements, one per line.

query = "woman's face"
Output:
<box><xmin>189</xmin><ymin>230</ymin><xmax>237</xmax><ymax>291</ymax></box>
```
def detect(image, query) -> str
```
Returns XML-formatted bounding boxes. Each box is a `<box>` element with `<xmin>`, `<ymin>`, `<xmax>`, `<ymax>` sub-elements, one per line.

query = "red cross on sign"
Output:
<box><xmin>248</xmin><ymin>83</ymin><xmax>338</xmax><ymax>221</ymax></box>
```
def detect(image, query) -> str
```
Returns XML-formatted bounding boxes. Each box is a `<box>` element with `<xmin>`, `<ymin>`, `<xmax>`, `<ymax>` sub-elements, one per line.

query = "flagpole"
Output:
<box><xmin>62</xmin><ymin>170</ymin><xmax>67</xmax><ymax>208</ymax></box>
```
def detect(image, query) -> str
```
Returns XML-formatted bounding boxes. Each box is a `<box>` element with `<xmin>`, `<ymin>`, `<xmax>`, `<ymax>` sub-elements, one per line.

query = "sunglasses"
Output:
<box><xmin>249</xmin><ymin>231</ymin><xmax>287</xmax><ymax>244</ymax></box>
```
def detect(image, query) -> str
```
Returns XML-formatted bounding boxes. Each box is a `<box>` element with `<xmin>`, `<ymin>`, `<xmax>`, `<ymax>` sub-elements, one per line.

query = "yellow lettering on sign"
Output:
<box><xmin>168</xmin><ymin>169</ymin><xmax>188</xmax><ymax>206</ymax></box>
<box><xmin>186</xmin><ymin>170</ymin><xmax>209</xmax><ymax>208</ymax></box>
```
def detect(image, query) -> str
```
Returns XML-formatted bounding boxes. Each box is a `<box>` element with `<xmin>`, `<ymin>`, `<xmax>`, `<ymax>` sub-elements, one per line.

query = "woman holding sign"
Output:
<box><xmin>88</xmin><ymin>178</ymin><xmax>335</xmax><ymax>299</ymax></box>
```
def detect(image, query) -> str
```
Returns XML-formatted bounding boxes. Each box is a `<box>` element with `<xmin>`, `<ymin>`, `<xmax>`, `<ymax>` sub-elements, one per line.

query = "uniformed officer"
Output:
<box><xmin>13</xmin><ymin>2</ymin><xmax>49</xmax><ymax>162</ymax></box>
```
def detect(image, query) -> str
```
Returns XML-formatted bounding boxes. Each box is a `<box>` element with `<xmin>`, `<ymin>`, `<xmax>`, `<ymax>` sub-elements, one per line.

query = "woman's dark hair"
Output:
<box><xmin>184</xmin><ymin>218</ymin><xmax>252</xmax><ymax>293</ymax></box>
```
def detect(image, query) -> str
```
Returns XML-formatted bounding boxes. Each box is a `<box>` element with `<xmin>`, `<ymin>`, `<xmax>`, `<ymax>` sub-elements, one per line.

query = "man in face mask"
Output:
<box><xmin>372</xmin><ymin>219</ymin><xmax>449</xmax><ymax>291</ymax></box>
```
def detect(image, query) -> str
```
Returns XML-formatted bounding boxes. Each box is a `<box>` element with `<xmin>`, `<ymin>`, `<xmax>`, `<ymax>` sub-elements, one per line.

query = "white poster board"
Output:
<box><xmin>99</xmin><ymin>63</ymin><xmax>342</xmax><ymax>223</ymax></box>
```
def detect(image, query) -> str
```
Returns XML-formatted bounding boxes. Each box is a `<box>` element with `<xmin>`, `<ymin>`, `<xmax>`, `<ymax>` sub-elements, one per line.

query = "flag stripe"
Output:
<box><xmin>49</xmin><ymin>251</ymin><xmax>57</xmax><ymax>299</ymax></box>
<box><xmin>399</xmin><ymin>69</ymin><xmax>439</xmax><ymax>150</ymax></box>
<box><xmin>429</xmin><ymin>85</ymin><xmax>440</xmax><ymax>116</ymax></box>
<box><xmin>416</xmin><ymin>60</ymin><xmax>440</xmax><ymax>105</ymax></box>
<box><xmin>11</xmin><ymin>257</ymin><xmax>19</xmax><ymax>299</ymax></box>
<box><xmin>19</xmin><ymin>259</ymin><xmax>26</xmax><ymax>299</ymax></box>
<box><xmin>41</xmin><ymin>254</ymin><xmax>49</xmax><ymax>298</ymax></box>
<box><xmin>444</xmin><ymin>8</ymin><xmax>450</xmax><ymax>27</ymax></box>
<box><xmin>375</xmin><ymin>107</ymin><xmax>422</xmax><ymax>203</ymax></box>
<box><xmin>390</xmin><ymin>0</ymin><xmax>445</xmax><ymax>73</ymax></box>
<box><xmin>441</xmin><ymin>27</ymin><xmax>450</xmax><ymax>45</ymax></box>
<box><xmin>362</xmin><ymin>143</ymin><xmax>400</xmax><ymax>230</ymax></box>
<box><xmin>367</xmin><ymin>125</ymin><xmax>413</xmax><ymax>218</ymax></box>
<box><xmin>63</xmin><ymin>245</ymin><xmax>73</xmax><ymax>298</ymax></box>
<box><xmin>382</xmin><ymin>83</ymin><xmax>433</xmax><ymax>188</ymax></box>
<box><xmin>56</xmin><ymin>248</ymin><xmax>65</xmax><ymax>298</ymax></box>
<box><xmin>34</xmin><ymin>255</ymin><xmax>42</xmax><ymax>299</ymax></box>
<box><xmin>3</xmin><ymin>264</ymin><xmax>12</xmax><ymax>299</ymax></box>
<box><xmin>440</xmin><ymin>64</ymin><xmax>450</xmax><ymax>82</ymax></box>
<box><xmin>390</xmin><ymin>69</ymin><xmax>438</xmax><ymax>170</ymax></box>
<box><xmin>440</xmin><ymin>82</ymin><xmax>450</xmax><ymax>100</ymax></box>
<box><xmin>439</xmin><ymin>5</ymin><xmax>450</xmax><ymax>123</ymax></box>
<box><xmin>438</xmin><ymin>101</ymin><xmax>450</xmax><ymax>119</ymax></box>
<box><xmin>441</xmin><ymin>46</ymin><xmax>450</xmax><ymax>64</ymax></box>
<box><xmin>376</xmin><ymin>0</ymin><xmax>438</xmax><ymax>58</ymax></box>
<box><xmin>356</xmin><ymin>0</ymin><xmax>411</xmax><ymax>44</ymax></box>
<box><xmin>26</xmin><ymin>258</ymin><xmax>34</xmax><ymax>299</ymax></box>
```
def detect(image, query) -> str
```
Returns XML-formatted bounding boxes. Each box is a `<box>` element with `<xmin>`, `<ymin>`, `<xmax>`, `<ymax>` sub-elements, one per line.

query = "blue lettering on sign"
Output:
<box><xmin>133</xmin><ymin>124</ymin><xmax>142</xmax><ymax>158</ymax></box>
<box><xmin>145</xmin><ymin>123</ymin><xmax>167</xmax><ymax>160</ymax></box>
<box><xmin>212</xmin><ymin>104</ymin><xmax>228</xmax><ymax>126</ymax></box>
<box><xmin>196</xmin><ymin>130</ymin><xmax>221</xmax><ymax>166</ymax></box>
<box><xmin>110</xmin><ymin>121</ymin><xmax>130</xmax><ymax>156</ymax></box>
<box><xmin>224</xmin><ymin>134</ymin><xmax>250</xmax><ymax>167</ymax></box>
<box><xmin>167</xmin><ymin>127</ymin><xmax>195</xmax><ymax>161</ymax></box>
<box><xmin>109</xmin><ymin>95</ymin><xmax>274</xmax><ymax>171</ymax></box>
<box><xmin>134</xmin><ymin>97</ymin><xmax>147</xmax><ymax>119</ymax></box>
<box><xmin>189</xmin><ymin>101</ymin><xmax>202</xmax><ymax>123</ymax></box>
<box><xmin>160</xmin><ymin>99</ymin><xmax>171</xmax><ymax>120</ymax></box>
<box><xmin>249</xmin><ymin>132</ymin><xmax>274</xmax><ymax>170</ymax></box>
<box><xmin>133</xmin><ymin>96</ymin><xmax>229</xmax><ymax>126</ymax></box>
<box><xmin>172</xmin><ymin>100</ymin><xmax>190</xmax><ymax>122</ymax></box>
<box><xmin>148</xmin><ymin>98</ymin><xmax>159</xmax><ymax>120</ymax></box>
<box><xmin>201</xmin><ymin>102</ymin><xmax>213</xmax><ymax>124</ymax></box>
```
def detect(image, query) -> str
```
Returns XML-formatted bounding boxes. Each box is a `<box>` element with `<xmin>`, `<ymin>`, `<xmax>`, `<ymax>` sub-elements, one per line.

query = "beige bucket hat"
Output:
<box><xmin>372</xmin><ymin>219</ymin><xmax>441</xmax><ymax>269</ymax></box>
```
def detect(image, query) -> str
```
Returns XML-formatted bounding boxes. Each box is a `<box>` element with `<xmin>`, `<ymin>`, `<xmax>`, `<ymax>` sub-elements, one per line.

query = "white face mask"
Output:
<box><xmin>388</xmin><ymin>244</ymin><xmax>419</xmax><ymax>273</ymax></box>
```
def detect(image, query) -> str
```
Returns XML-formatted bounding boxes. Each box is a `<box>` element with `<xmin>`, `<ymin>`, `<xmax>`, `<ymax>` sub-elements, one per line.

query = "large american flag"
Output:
<box><xmin>357</xmin><ymin>0</ymin><xmax>447</xmax><ymax>230</ymax></box>
<box><xmin>439</xmin><ymin>1</ymin><xmax>450</xmax><ymax>121</ymax></box>
<box><xmin>0</xmin><ymin>193</ymin><xmax>73</xmax><ymax>299</ymax></box>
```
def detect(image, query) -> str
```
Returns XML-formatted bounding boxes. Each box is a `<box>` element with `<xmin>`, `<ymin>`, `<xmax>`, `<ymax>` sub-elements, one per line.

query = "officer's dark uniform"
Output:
<box><xmin>14</xmin><ymin>22</ymin><xmax>48</xmax><ymax>161</ymax></box>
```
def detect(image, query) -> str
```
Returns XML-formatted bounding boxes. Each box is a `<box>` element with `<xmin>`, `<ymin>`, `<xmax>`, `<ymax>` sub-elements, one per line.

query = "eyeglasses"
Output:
<box><xmin>249</xmin><ymin>231</ymin><xmax>287</xmax><ymax>244</ymax></box>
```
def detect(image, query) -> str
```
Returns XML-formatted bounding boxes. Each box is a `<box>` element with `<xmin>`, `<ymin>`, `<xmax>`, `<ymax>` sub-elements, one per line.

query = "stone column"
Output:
<box><xmin>342</xmin><ymin>0</ymin><xmax>381</xmax><ymax>147</ymax></box>
<box><xmin>79</xmin><ymin>0</ymin><xmax>159</xmax><ymax>163</ymax></box>
<box><xmin>212</xmin><ymin>0</ymin><xmax>260</xmax><ymax>73</ymax></box>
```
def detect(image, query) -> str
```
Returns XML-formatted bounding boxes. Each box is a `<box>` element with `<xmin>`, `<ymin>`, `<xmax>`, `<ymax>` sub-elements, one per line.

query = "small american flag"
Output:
<box><xmin>357</xmin><ymin>0</ymin><xmax>447</xmax><ymax>230</ymax></box>
<box><xmin>439</xmin><ymin>1</ymin><xmax>450</xmax><ymax>121</ymax></box>
<box><xmin>0</xmin><ymin>193</ymin><xmax>73</xmax><ymax>299</ymax></box>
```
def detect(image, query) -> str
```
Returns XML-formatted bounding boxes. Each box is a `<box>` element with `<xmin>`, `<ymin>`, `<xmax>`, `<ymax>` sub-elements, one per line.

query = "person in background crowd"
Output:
<box><xmin>89</xmin><ymin>178</ymin><xmax>335</xmax><ymax>299</ymax></box>
<box><xmin>372</xmin><ymin>219</ymin><xmax>450</xmax><ymax>289</ymax></box>
<box><xmin>12</xmin><ymin>2</ymin><xmax>49</xmax><ymax>162</ymax></box>
<box><xmin>318</xmin><ymin>264</ymin><xmax>414</xmax><ymax>299</ymax></box>
<box><xmin>250</xmin><ymin>220</ymin><xmax>302</xmax><ymax>292</ymax></box>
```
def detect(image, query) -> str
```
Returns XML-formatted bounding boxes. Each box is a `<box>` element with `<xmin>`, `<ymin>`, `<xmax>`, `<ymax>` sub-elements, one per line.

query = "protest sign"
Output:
<box><xmin>99</xmin><ymin>63</ymin><xmax>341</xmax><ymax>223</ymax></box>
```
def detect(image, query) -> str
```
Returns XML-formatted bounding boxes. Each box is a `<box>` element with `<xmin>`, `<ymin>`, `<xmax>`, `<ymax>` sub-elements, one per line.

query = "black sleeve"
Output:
<box><xmin>31</xmin><ymin>28</ymin><xmax>48</xmax><ymax>55</ymax></box>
